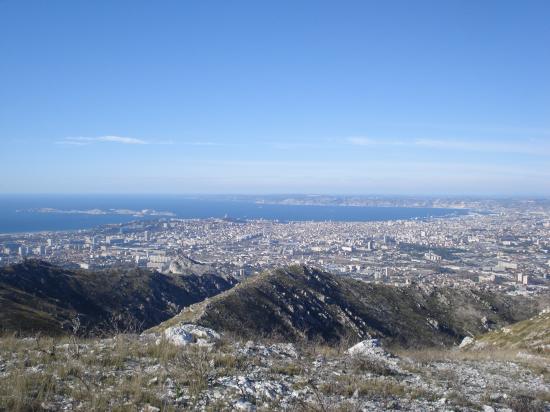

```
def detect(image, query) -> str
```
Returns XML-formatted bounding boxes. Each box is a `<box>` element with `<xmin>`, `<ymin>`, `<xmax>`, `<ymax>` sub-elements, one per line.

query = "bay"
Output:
<box><xmin>0</xmin><ymin>195</ymin><xmax>468</xmax><ymax>234</ymax></box>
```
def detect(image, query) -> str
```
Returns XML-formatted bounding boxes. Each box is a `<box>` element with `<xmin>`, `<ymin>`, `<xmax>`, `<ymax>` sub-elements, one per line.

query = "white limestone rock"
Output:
<box><xmin>161</xmin><ymin>324</ymin><xmax>220</xmax><ymax>347</ymax></box>
<box><xmin>346</xmin><ymin>339</ymin><xmax>403</xmax><ymax>373</ymax></box>
<box><xmin>347</xmin><ymin>339</ymin><xmax>385</xmax><ymax>357</ymax></box>
<box><xmin>234</xmin><ymin>399</ymin><xmax>256</xmax><ymax>411</ymax></box>
<box><xmin>459</xmin><ymin>336</ymin><xmax>475</xmax><ymax>348</ymax></box>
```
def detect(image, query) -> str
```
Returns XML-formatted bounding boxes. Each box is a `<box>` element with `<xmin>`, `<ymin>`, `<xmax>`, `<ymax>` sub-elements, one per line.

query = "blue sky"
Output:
<box><xmin>1</xmin><ymin>0</ymin><xmax>549</xmax><ymax>195</ymax></box>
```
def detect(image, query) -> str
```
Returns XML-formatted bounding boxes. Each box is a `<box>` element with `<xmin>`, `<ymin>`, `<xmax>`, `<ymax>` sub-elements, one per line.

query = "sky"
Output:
<box><xmin>1</xmin><ymin>0</ymin><xmax>549</xmax><ymax>196</ymax></box>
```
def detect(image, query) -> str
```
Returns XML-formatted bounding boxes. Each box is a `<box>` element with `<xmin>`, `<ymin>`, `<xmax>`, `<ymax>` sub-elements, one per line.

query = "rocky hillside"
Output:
<box><xmin>1</xmin><ymin>327</ymin><xmax>548</xmax><ymax>411</ymax></box>
<box><xmin>0</xmin><ymin>260</ymin><xmax>237</xmax><ymax>335</ymax></box>
<box><xmin>462</xmin><ymin>309</ymin><xmax>550</xmax><ymax>353</ymax></box>
<box><xmin>153</xmin><ymin>265</ymin><xmax>545</xmax><ymax>347</ymax></box>
<box><xmin>1</xmin><ymin>263</ymin><xmax>548</xmax><ymax>411</ymax></box>
<box><xmin>164</xmin><ymin>255</ymin><xmax>215</xmax><ymax>276</ymax></box>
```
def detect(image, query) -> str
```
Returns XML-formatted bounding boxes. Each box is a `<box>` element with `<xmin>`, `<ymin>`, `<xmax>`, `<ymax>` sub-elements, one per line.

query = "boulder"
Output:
<box><xmin>347</xmin><ymin>339</ymin><xmax>384</xmax><ymax>357</ymax></box>
<box><xmin>161</xmin><ymin>324</ymin><xmax>221</xmax><ymax>347</ymax></box>
<box><xmin>346</xmin><ymin>339</ymin><xmax>402</xmax><ymax>373</ymax></box>
<box><xmin>459</xmin><ymin>336</ymin><xmax>475</xmax><ymax>348</ymax></box>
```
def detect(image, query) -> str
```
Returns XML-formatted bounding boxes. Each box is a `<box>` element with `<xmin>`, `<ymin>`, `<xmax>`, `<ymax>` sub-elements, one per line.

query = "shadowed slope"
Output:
<box><xmin>153</xmin><ymin>265</ymin><xmax>545</xmax><ymax>347</ymax></box>
<box><xmin>0</xmin><ymin>260</ymin><xmax>236</xmax><ymax>335</ymax></box>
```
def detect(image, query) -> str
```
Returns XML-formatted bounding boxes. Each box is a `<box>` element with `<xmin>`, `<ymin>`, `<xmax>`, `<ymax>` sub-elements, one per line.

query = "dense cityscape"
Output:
<box><xmin>2</xmin><ymin>200</ymin><xmax>549</xmax><ymax>297</ymax></box>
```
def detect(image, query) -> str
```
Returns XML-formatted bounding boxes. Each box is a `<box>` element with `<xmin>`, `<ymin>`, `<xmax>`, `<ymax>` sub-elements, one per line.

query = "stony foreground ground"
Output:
<box><xmin>0</xmin><ymin>332</ymin><xmax>549</xmax><ymax>411</ymax></box>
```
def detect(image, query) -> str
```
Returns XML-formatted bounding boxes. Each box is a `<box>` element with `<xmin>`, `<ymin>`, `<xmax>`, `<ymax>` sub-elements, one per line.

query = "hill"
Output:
<box><xmin>153</xmin><ymin>265</ymin><xmax>546</xmax><ymax>347</ymax></box>
<box><xmin>0</xmin><ymin>260</ymin><xmax>236</xmax><ymax>335</ymax></box>
<box><xmin>1</xmin><ymin>264</ymin><xmax>548</xmax><ymax>411</ymax></box>
<box><xmin>462</xmin><ymin>309</ymin><xmax>550</xmax><ymax>353</ymax></box>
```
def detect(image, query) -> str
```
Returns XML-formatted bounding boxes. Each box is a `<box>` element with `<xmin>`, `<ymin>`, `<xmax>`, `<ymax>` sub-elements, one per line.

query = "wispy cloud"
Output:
<box><xmin>58</xmin><ymin>136</ymin><xmax>147</xmax><ymax>145</ymax></box>
<box><xmin>94</xmin><ymin>136</ymin><xmax>147</xmax><ymax>144</ymax></box>
<box><xmin>56</xmin><ymin>135</ymin><xmax>174</xmax><ymax>145</ymax></box>
<box><xmin>347</xmin><ymin>136</ymin><xmax>550</xmax><ymax>156</ymax></box>
<box><xmin>347</xmin><ymin>137</ymin><xmax>407</xmax><ymax>147</ymax></box>
<box><xmin>55</xmin><ymin>139</ymin><xmax>89</xmax><ymax>146</ymax></box>
<box><xmin>413</xmin><ymin>138</ymin><xmax>550</xmax><ymax>155</ymax></box>
<box><xmin>181</xmin><ymin>141</ymin><xmax>227</xmax><ymax>147</ymax></box>
<box><xmin>346</xmin><ymin>137</ymin><xmax>378</xmax><ymax>146</ymax></box>
<box><xmin>402</xmin><ymin>122</ymin><xmax>550</xmax><ymax>136</ymax></box>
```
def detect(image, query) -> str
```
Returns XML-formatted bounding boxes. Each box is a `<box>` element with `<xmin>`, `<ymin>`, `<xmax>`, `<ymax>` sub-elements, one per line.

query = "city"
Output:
<box><xmin>2</xmin><ymin>200</ymin><xmax>549</xmax><ymax>297</ymax></box>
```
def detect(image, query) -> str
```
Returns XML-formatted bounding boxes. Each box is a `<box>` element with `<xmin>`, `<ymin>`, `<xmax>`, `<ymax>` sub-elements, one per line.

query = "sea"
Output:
<box><xmin>0</xmin><ymin>195</ymin><xmax>469</xmax><ymax>234</ymax></box>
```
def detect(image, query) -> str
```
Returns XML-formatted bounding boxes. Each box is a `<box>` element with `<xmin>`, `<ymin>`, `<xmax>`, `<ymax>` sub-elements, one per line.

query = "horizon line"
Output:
<box><xmin>0</xmin><ymin>192</ymin><xmax>549</xmax><ymax>199</ymax></box>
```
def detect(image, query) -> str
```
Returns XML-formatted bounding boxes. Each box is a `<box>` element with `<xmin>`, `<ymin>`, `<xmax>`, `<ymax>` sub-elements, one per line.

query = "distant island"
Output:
<box><xmin>20</xmin><ymin>207</ymin><xmax>176</xmax><ymax>217</ymax></box>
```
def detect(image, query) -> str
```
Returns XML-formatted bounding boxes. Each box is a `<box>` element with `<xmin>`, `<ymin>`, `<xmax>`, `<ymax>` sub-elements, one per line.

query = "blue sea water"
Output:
<box><xmin>0</xmin><ymin>195</ymin><xmax>468</xmax><ymax>234</ymax></box>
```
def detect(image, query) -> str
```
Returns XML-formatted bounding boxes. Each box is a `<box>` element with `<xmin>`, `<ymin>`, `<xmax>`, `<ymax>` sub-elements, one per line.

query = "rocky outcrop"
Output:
<box><xmin>164</xmin><ymin>255</ymin><xmax>215</xmax><ymax>276</ymax></box>
<box><xmin>347</xmin><ymin>339</ymin><xmax>388</xmax><ymax>359</ymax></box>
<box><xmin>160</xmin><ymin>324</ymin><xmax>221</xmax><ymax>347</ymax></box>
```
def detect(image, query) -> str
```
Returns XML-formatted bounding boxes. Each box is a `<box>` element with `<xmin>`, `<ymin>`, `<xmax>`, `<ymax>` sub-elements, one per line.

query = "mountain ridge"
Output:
<box><xmin>0</xmin><ymin>260</ymin><xmax>237</xmax><ymax>335</ymax></box>
<box><xmin>152</xmin><ymin>265</ymin><xmax>546</xmax><ymax>347</ymax></box>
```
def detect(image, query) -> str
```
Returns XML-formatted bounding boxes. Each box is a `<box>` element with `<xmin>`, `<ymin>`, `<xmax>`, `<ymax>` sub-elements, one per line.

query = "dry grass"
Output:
<box><xmin>0</xmin><ymin>370</ymin><xmax>58</xmax><ymax>411</ymax></box>
<box><xmin>396</xmin><ymin>345</ymin><xmax>550</xmax><ymax>378</ymax></box>
<box><xmin>2</xmin><ymin>333</ymin><xmax>548</xmax><ymax>411</ymax></box>
<box><xmin>318</xmin><ymin>374</ymin><xmax>434</xmax><ymax>401</ymax></box>
<box><xmin>396</xmin><ymin>346</ymin><xmax>550</xmax><ymax>408</ymax></box>
<box><xmin>269</xmin><ymin>361</ymin><xmax>304</xmax><ymax>376</ymax></box>
<box><xmin>348</xmin><ymin>355</ymin><xmax>398</xmax><ymax>376</ymax></box>
<box><xmin>397</xmin><ymin>346</ymin><xmax>550</xmax><ymax>379</ymax></box>
<box><xmin>504</xmin><ymin>392</ymin><xmax>549</xmax><ymax>412</ymax></box>
<box><xmin>395</xmin><ymin>346</ymin><xmax>528</xmax><ymax>363</ymax></box>
<box><xmin>0</xmin><ymin>333</ymin><xmax>217</xmax><ymax>411</ymax></box>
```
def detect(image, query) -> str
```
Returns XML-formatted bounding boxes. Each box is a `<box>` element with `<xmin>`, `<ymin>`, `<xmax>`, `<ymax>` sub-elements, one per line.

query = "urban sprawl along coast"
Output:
<box><xmin>1</xmin><ymin>200</ymin><xmax>549</xmax><ymax>298</ymax></box>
